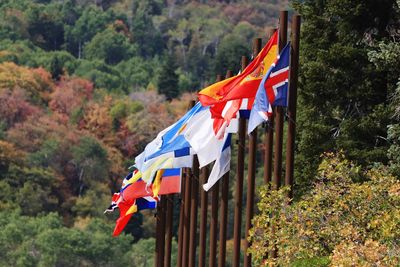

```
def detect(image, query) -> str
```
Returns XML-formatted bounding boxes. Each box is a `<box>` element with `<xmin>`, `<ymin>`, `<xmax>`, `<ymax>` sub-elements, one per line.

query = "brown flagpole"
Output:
<box><xmin>164</xmin><ymin>194</ymin><xmax>174</xmax><ymax>267</ymax></box>
<box><xmin>181</xmin><ymin>101</ymin><xmax>195</xmax><ymax>266</ymax></box>
<box><xmin>272</xmin><ymin>11</ymin><xmax>288</xmax><ymax>191</ymax></box>
<box><xmin>263</xmin><ymin>28</ymin><xmax>277</xmax><ymax>185</ymax></box>
<box><xmin>232</xmin><ymin>55</ymin><xmax>249</xmax><ymax>267</ymax></box>
<box><xmin>155</xmin><ymin>197</ymin><xmax>167</xmax><ymax>267</ymax></box>
<box><xmin>177</xmin><ymin>171</ymin><xmax>186</xmax><ymax>267</ymax></box>
<box><xmin>188</xmin><ymin>156</ymin><xmax>200</xmax><ymax>267</ymax></box>
<box><xmin>218</xmin><ymin>69</ymin><xmax>233</xmax><ymax>267</ymax></box>
<box><xmin>208</xmin><ymin>74</ymin><xmax>223</xmax><ymax>267</ymax></box>
<box><xmin>244</xmin><ymin>38</ymin><xmax>262</xmax><ymax>267</ymax></box>
<box><xmin>198</xmin><ymin>166</ymin><xmax>209</xmax><ymax>267</ymax></box>
<box><xmin>270</xmin><ymin>10</ymin><xmax>288</xmax><ymax>260</ymax></box>
<box><xmin>285</xmin><ymin>15</ymin><xmax>301</xmax><ymax>199</ymax></box>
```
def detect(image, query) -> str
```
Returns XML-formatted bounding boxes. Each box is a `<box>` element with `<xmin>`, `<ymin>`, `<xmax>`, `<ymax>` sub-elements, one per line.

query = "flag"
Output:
<box><xmin>203</xmin><ymin>133</ymin><xmax>232</xmax><ymax>191</ymax></box>
<box><xmin>120</xmin><ymin>170</ymin><xmax>141</xmax><ymax>190</ymax></box>
<box><xmin>158</xmin><ymin>168</ymin><xmax>181</xmax><ymax>195</ymax></box>
<box><xmin>136</xmin><ymin>196</ymin><xmax>158</xmax><ymax>210</ymax></box>
<box><xmin>198</xmin><ymin>31</ymin><xmax>278</xmax><ymax>106</ymax></box>
<box><xmin>112</xmin><ymin>196</ymin><xmax>159</xmax><ymax>236</ymax></box>
<box><xmin>248</xmin><ymin>43</ymin><xmax>290</xmax><ymax>134</ymax></box>
<box><xmin>135</xmin><ymin>102</ymin><xmax>205</xmax><ymax>183</ymax></box>
<box><xmin>109</xmin><ymin>168</ymin><xmax>176</xmax><ymax>236</ymax></box>
<box><xmin>152</xmin><ymin>169</ymin><xmax>164</xmax><ymax>197</ymax></box>
<box><xmin>113</xmin><ymin>200</ymin><xmax>137</xmax><ymax>236</ymax></box>
<box><xmin>183</xmin><ymin>107</ymin><xmax>234</xmax><ymax>167</ymax></box>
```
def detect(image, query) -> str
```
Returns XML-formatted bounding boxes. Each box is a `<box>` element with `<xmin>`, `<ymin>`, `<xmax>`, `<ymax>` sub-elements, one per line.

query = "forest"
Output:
<box><xmin>0</xmin><ymin>0</ymin><xmax>399</xmax><ymax>266</ymax></box>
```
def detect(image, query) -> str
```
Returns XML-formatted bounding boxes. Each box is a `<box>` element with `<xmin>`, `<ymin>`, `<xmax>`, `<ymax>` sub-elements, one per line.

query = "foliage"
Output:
<box><xmin>249</xmin><ymin>153</ymin><xmax>400</xmax><ymax>266</ymax></box>
<box><xmin>83</xmin><ymin>23</ymin><xmax>136</xmax><ymax>65</ymax></box>
<box><xmin>292</xmin><ymin>0</ymin><xmax>399</xmax><ymax>190</ymax></box>
<box><xmin>0</xmin><ymin>211</ymin><xmax>134</xmax><ymax>267</ymax></box>
<box><xmin>158</xmin><ymin>54</ymin><xmax>179</xmax><ymax>100</ymax></box>
<box><xmin>0</xmin><ymin>62</ymin><xmax>53</xmax><ymax>104</ymax></box>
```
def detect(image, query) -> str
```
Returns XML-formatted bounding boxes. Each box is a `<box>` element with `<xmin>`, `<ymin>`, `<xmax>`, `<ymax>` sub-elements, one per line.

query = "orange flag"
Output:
<box><xmin>198</xmin><ymin>31</ymin><xmax>278</xmax><ymax>106</ymax></box>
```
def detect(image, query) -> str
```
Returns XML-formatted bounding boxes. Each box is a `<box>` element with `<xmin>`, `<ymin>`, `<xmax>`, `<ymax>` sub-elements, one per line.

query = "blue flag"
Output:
<box><xmin>248</xmin><ymin>43</ymin><xmax>290</xmax><ymax>134</ymax></box>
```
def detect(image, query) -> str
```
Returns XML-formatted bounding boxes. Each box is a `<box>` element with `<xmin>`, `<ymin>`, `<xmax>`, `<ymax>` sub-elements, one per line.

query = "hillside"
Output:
<box><xmin>0</xmin><ymin>0</ymin><xmax>288</xmax><ymax>266</ymax></box>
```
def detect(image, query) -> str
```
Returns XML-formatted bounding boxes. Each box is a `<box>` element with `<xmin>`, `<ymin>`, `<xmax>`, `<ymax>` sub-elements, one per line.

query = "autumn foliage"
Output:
<box><xmin>249</xmin><ymin>153</ymin><xmax>400</xmax><ymax>266</ymax></box>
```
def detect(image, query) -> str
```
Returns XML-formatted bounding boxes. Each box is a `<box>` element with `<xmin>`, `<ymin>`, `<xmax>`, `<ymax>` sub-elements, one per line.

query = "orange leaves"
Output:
<box><xmin>49</xmin><ymin>77</ymin><xmax>93</xmax><ymax>116</ymax></box>
<box><xmin>80</xmin><ymin>96</ymin><xmax>115</xmax><ymax>145</ymax></box>
<box><xmin>0</xmin><ymin>62</ymin><xmax>53</xmax><ymax>104</ymax></box>
<box><xmin>0</xmin><ymin>140</ymin><xmax>26</xmax><ymax>169</ymax></box>
<box><xmin>0</xmin><ymin>88</ymin><xmax>41</xmax><ymax>127</ymax></box>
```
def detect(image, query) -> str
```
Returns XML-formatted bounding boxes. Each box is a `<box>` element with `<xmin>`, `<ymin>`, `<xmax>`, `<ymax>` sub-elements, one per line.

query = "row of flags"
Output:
<box><xmin>106</xmin><ymin>30</ymin><xmax>291</xmax><ymax>236</ymax></box>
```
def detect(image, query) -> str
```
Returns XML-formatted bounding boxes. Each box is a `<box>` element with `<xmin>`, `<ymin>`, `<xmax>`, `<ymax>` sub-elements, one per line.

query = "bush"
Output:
<box><xmin>249</xmin><ymin>152</ymin><xmax>400</xmax><ymax>266</ymax></box>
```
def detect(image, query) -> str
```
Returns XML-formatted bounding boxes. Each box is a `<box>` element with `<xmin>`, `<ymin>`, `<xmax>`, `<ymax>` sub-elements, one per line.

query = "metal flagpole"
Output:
<box><xmin>232</xmin><ymin>55</ymin><xmax>249</xmax><ymax>267</ymax></box>
<box><xmin>209</xmin><ymin>177</ymin><xmax>219</xmax><ymax>267</ymax></box>
<box><xmin>244</xmin><ymin>38</ymin><xmax>262</xmax><ymax>267</ymax></box>
<box><xmin>285</xmin><ymin>15</ymin><xmax>301</xmax><ymax>199</ymax></box>
<box><xmin>272</xmin><ymin>11</ymin><xmax>288</xmax><ymax>191</ymax></box>
<box><xmin>182</xmin><ymin>101</ymin><xmax>195</xmax><ymax>266</ymax></box>
<box><xmin>198</xmin><ymin>166</ymin><xmax>209</xmax><ymax>267</ymax></box>
<box><xmin>270</xmin><ymin>11</ymin><xmax>288</xmax><ymax>260</ymax></box>
<box><xmin>188</xmin><ymin>156</ymin><xmax>200</xmax><ymax>267</ymax></box>
<box><xmin>164</xmin><ymin>194</ymin><xmax>174</xmax><ymax>267</ymax></box>
<box><xmin>263</xmin><ymin>28</ymin><xmax>277</xmax><ymax>185</ymax></box>
<box><xmin>156</xmin><ymin>197</ymin><xmax>167</xmax><ymax>267</ymax></box>
<box><xmin>209</xmin><ymin>74</ymin><xmax>223</xmax><ymax>267</ymax></box>
<box><xmin>218</xmin><ymin>69</ymin><xmax>233</xmax><ymax>267</ymax></box>
<box><xmin>177</xmin><ymin>171</ymin><xmax>186</xmax><ymax>267</ymax></box>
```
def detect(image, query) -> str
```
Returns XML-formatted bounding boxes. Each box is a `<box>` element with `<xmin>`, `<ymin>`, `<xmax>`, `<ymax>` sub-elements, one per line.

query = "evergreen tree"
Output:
<box><xmin>293</xmin><ymin>0</ymin><xmax>399</xmax><ymax>191</ymax></box>
<box><xmin>158</xmin><ymin>54</ymin><xmax>179</xmax><ymax>100</ymax></box>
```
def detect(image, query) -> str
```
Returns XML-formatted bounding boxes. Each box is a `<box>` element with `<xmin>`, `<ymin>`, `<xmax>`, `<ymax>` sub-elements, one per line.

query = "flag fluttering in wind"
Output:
<box><xmin>202</xmin><ymin>133</ymin><xmax>232</xmax><ymax>191</ymax></box>
<box><xmin>198</xmin><ymin>31</ymin><xmax>278</xmax><ymax>106</ymax></box>
<box><xmin>248</xmin><ymin>42</ymin><xmax>290</xmax><ymax>134</ymax></box>
<box><xmin>107</xmin><ymin>168</ymin><xmax>181</xmax><ymax>236</ymax></box>
<box><xmin>198</xmin><ymin>31</ymin><xmax>279</xmax><ymax>140</ymax></box>
<box><xmin>135</xmin><ymin>102</ymin><xmax>205</xmax><ymax>183</ymax></box>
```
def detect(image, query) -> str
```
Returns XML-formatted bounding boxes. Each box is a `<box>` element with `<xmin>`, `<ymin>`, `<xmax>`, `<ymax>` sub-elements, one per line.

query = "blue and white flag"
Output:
<box><xmin>136</xmin><ymin>196</ymin><xmax>158</xmax><ymax>210</ymax></box>
<box><xmin>135</xmin><ymin>102</ymin><xmax>206</xmax><ymax>183</ymax></box>
<box><xmin>248</xmin><ymin>43</ymin><xmax>290</xmax><ymax>134</ymax></box>
<box><xmin>202</xmin><ymin>133</ymin><xmax>232</xmax><ymax>191</ymax></box>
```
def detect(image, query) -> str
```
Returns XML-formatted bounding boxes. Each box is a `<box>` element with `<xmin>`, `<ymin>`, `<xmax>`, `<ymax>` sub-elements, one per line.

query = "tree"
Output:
<box><xmin>25</xmin><ymin>3</ymin><xmax>65</xmax><ymax>51</ymax></box>
<box><xmin>157</xmin><ymin>54</ymin><xmax>179</xmax><ymax>100</ymax></box>
<box><xmin>63</xmin><ymin>5</ymin><xmax>120</xmax><ymax>58</ymax></box>
<box><xmin>131</xmin><ymin>0</ymin><xmax>164</xmax><ymax>58</ymax></box>
<box><xmin>292</xmin><ymin>0</ymin><xmax>399</xmax><ymax>190</ymax></box>
<box><xmin>214</xmin><ymin>33</ymin><xmax>250</xmax><ymax>75</ymax></box>
<box><xmin>249</xmin><ymin>153</ymin><xmax>400</xmax><ymax>266</ymax></box>
<box><xmin>83</xmin><ymin>26</ymin><xmax>136</xmax><ymax>65</ymax></box>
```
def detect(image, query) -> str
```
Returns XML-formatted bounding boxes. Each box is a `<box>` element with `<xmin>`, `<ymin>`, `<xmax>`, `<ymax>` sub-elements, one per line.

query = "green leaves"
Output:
<box><xmin>249</xmin><ymin>153</ymin><xmax>400</xmax><ymax>266</ymax></box>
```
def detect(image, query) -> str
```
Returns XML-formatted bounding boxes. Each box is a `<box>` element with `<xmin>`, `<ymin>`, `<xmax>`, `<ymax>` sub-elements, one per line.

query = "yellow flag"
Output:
<box><xmin>126</xmin><ymin>203</ymin><xmax>138</xmax><ymax>215</ymax></box>
<box><xmin>152</xmin><ymin>169</ymin><xmax>165</xmax><ymax>197</ymax></box>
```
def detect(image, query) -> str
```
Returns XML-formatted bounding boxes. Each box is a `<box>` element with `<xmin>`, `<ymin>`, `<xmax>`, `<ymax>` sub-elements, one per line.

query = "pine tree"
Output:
<box><xmin>158</xmin><ymin>54</ymin><xmax>179</xmax><ymax>100</ymax></box>
<box><xmin>293</xmin><ymin>0</ymin><xmax>399</xmax><ymax>190</ymax></box>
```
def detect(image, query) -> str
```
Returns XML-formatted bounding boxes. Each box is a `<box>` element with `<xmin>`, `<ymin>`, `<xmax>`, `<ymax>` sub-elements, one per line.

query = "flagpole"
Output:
<box><xmin>272</xmin><ymin>11</ymin><xmax>288</xmax><ymax>191</ymax></box>
<box><xmin>263</xmin><ymin>28</ymin><xmax>277</xmax><ymax>185</ymax></box>
<box><xmin>271</xmin><ymin>10</ymin><xmax>288</xmax><ymax>260</ymax></box>
<box><xmin>156</xmin><ymin>197</ymin><xmax>167</xmax><ymax>267</ymax></box>
<box><xmin>155</xmin><ymin>202</ymin><xmax>161</xmax><ymax>267</ymax></box>
<box><xmin>181</xmin><ymin>101</ymin><xmax>195</xmax><ymax>267</ymax></box>
<box><xmin>285</xmin><ymin>15</ymin><xmax>301</xmax><ymax>199</ymax></box>
<box><xmin>198</xmin><ymin>166</ymin><xmax>209</xmax><ymax>267</ymax></box>
<box><xmin>209</xmin><ymin>74</ymin><xmax>223</xmax><ymax>267</ymax></box>
<box><xmin>177</xmin><ymin>171</ymin><xmax>186</xmax><ymax>267</ymax></box>
<box><xmin>218</xmin><ymin>69</ymin><xmax>233</xmax><ymax>267</ymax></box>
<box><xmin>233</xmin><ymin>55</ymin><xmax>249</xmax><ymax>267</ymax></box>
<box><xmin>164</xmin><ymin>194</ymin><xmax>174</xmax><ymax>267</ymax></box>
<box><xmin>244</xmin><ymin>38</ymin><xmax>262</xmax><ymax>267</ymax></box>
<box><xmin>188</xmin><ymin>156</ymin><xmax>200</xmax><ymax>267</ymax></box>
